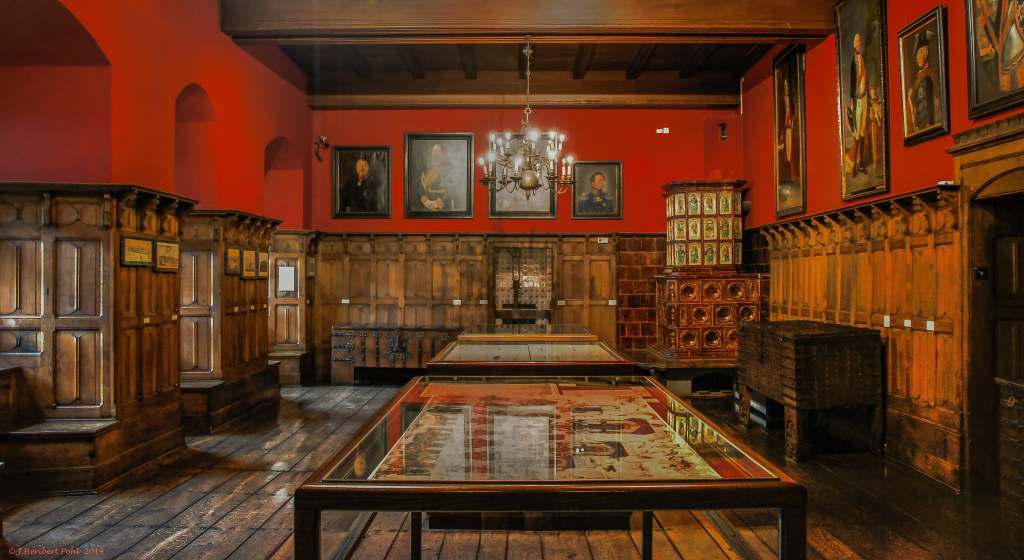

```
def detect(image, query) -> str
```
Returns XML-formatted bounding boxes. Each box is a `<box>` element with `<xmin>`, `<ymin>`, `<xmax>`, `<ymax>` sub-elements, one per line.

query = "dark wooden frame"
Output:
<box><xmin>242</xmin><ymin>249</ymin><xmax>257</xmax><ymax>279</ymax></box>
<box><xmin>834</xmin><ymin>0</ymin><xmax>890</xmax><ymax>201</ymax></box>
<box><xmin>897</xmin><ymin>6</ymin><xmax>949</xmax><ymax>145</ymax></box>
<box><xmin>120</xmin><ymin>237</ymin><xmax>154</xmax><ymax>267</ymax></box>
<box><xmin>572</xmin><ymin>160</ymin><xmax>624</xmax><ymax>219</ymax></box>
<box><xmin>258</xmin><ymin>251</ymin><xmax>269</xmax><ymax>277</ymax></box>
<box><xmin>153</xmin><ymin>241</ymin><xmax>180</xmax><ymax>272</ymax></box>
<box><xmin>404</xmin><ymin>132</ymin><xmax>475</xmax><ymax>219</ymax></box>
<box><xmin>331</xmin><ymin>145</ymin><xmax>391</xmax><ymax>218</ymax></box>
<box><xmin>427</xmin><ymin>339</ymin><xmax>634</xmax><ymax>375</ymax></box>
<box><xmin>487</xmin><ymin>179</ymin><xmax>558</xmax><ymax>219</ymax></box>
<box><xmin>966</xmin><ymin>0</ymin><xmax>1024</xmax><ymax>119</ymax></box>
<box><xmin>294</xmin><ymin>376</ymin><xmax>807</xmax><ymax>560</ymax></box>
<box><xmin>773</xmin><ymin>44</ymin><xmax>808</xmax><ymax>217</ymax></box>
<box><xmin>225</xmin><ymin>247</ymin><xmax>241</xmax><ymax>276</ymax></box>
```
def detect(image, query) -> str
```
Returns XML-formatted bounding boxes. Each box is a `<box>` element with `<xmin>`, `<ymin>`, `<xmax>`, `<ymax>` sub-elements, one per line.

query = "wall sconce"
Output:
<box><xmin>314</xmin><ymin>136</ymin><xmax>330</xmax><ymax>162</ymax></box>
<box><xmin>718</xmin><ymin>123</ymin><xmax>728</xmax><ymax>142</ymax></box>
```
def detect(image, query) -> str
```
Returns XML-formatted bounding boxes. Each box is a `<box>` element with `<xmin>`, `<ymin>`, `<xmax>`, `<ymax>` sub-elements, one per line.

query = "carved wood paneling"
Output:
<box><xmin>309</xmin><ymin>233</ymin><xmax>618</xmax><ymax>381</ymax></box>
<box><xmin>180</xmin><ymin>211</ymin><xmax>279</xmax><ymax>383</ymax></box>
<box><xmin>757</xmin><ymin>185</ymin><xmax>962</xmax><ymax>488</ymax></box>
<box><xmin>268</xmin><ymin>231</ymin><xmax>318</xmax><ymax>385</ymax></box>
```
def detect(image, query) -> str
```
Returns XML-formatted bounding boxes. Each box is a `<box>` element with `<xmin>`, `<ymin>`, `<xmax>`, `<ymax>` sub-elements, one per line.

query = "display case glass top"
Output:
<box><xmin>456</xmin><ymin>323</ymin><xmax>597</xmax><ymax>342</ymax></box>
<box><xmin>322</xmin><ymin>376</ymin><xmax>774</xmax><ymax>483</ymax></box>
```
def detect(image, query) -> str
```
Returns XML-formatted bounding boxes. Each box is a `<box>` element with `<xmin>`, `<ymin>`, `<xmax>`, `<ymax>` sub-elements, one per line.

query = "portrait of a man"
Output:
<box><xmin>773</xmin><ymin>45</ymin><xmax>807</xmax><ymax>217</ymax></box>
<box><xmin>968</xmin><ymin>0</ymin><xmax>1024</xmax><ymax>118</ymax></box>
<box><xmin>332</xmin><ymin>146</ymin><xmax>390</xmax><ymax>218</ymax></box>
<box><xmin>836</xmin><ymin>0</ymin><xmax>889</xmax><ymax>200</ymax></box>
<box><xmin>572</xmin><ymin>161</ymin><xmax>622</xmax><ymax>219</ymax></box>
<box><xmin>898</xmin><ymin>7</ymin><xmax>948</xmax><ymax>144</ymax></box>
<box><xmin>405</xmin><ymin>133</ymin><xmax>473</xmax><ymax>218</ymax></box>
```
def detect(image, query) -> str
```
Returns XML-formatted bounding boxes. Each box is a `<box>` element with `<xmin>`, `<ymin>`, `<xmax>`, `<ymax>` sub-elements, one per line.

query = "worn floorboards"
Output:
<box><xmin>0</xmin><ymin>385</ymin><xmax>1007</xmax><ymax>559</ymax></box>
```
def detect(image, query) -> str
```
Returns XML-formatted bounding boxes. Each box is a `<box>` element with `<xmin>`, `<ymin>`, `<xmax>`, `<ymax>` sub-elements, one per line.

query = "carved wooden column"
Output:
<box><xmin>0</xmin><ymin>183</ymin><xmax>194</xmax><ymax>493</ymax></box>
<box><xmin>178</xmin><ymin>210</ymin><xmax>281</xmax><ymax>433</ymax></box>
<box><xmin>268</xmin><ymin>230</ymin><xmax>319</xmax><ymax>385</ymax></box>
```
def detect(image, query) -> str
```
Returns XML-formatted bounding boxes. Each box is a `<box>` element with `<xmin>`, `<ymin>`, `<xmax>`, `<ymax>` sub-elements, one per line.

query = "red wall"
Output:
<box><xmin>743</xmin><ymin>0</ymin><xmax>1024</xmax><ymax>228</ymax></box>
<box><xmin>309</xmin><ymin>107</ymin><xmax>741</xmax><ymax>233</ymax></box>
<box><xmin>0</xmin><ymin>1</ymin><xmax>312</xmax><ymax>227</ymax></box>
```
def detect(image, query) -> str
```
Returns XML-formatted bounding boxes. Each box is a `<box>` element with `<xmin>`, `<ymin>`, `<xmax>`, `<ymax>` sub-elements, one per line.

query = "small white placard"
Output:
<box><xmin>903</xmin><ymin>319</ymin><xmax>912</xmax><ymax>328</ymax></box>
<box><xmin>171</xmin><ymin>314</ymin><xmax>178</xmax><ymax>321</ymax></box>
<box><xmin>452</xmin><ymin>299</ymin><xmax>462</xmax><ymax>306</ymax></box>
<box><xmin>883</xmin><ymin>315</ymin><xmax>891</xmax><ymax>327</ymax></box>
<box><xmin>250</xmin><ymin>305</ymin><xmax>255</xmax><ymax>311</ymax></box>
<box><xmin>142</xmin><ymin>317</ymin><xmax>151</xmax><ymax>324</ymax></box>
<box><xmin>608</xmin><ymin>299</ymin><xmax>618</xmax><ymax>306</ymax></box>
<box><xmin>278</xmin><ymin>266</ymin><xmax>296</xmax><ymax>292</ymax></box>
<box><xmin>341</xmin><ymin>298</ymin><xmax>350</xmax><ymax>304</ymax></box>
<box><xmin>557</xmin><ymin>300</ymin><xmax>566</xmax><ymax>306</ymax></box>
<box><xmin>479</xmin><ymin>299</ymin><xmax>488</xmax><ymax>305</ymax></box>
<box><xmin>233</xmin><ymin>306</ymin><xmax>239</xmax><ymax>313</ymax></box>
<box><xmin>926</xmin><ymin>320</ymin><xmax>935</xmax><ymax>332</ymax></box>
<box><xmin>597</xmin><ymin>237</ymin><xmax>609</xmax><ymax>244</ymax></box>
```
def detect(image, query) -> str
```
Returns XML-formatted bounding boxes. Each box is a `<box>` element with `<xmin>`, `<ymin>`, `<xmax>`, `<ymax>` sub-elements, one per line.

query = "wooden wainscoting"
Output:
<box><xmin>268</xmin><ymin>231</ymin><xmax>318</xmax><ymax>385</ymax></box>
<box><xmin>305</xmin><ymin>234</ymin><xmax>619</xmax><ymax>383</ymax></box>
<box><xmin>756</xmin><ymin>185</ymin><xmax>963</xmax><ymax>489</ymax></box>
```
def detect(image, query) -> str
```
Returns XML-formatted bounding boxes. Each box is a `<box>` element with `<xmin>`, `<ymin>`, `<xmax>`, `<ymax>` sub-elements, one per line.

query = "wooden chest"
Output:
<box><xmin>999</xmin><ymin>377</ymin><xmax>1024</xmax><ymax>558</ymax></box>
<box><xmin>737</xmin><ymin>320</ymin><xmax>882</xmax><ymax>460</ymax></box>
<box><xmin>330</xmin><ymin>325</ymin><xmax>460</xmax><ymax>384</ymax></box>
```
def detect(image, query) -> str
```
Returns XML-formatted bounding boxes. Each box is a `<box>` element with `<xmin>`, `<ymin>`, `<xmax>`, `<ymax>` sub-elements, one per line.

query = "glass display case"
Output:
<box><xmin>295</xmin><ymin>376</ymin><xmax>807</xmax><ymax>560</ymax></box>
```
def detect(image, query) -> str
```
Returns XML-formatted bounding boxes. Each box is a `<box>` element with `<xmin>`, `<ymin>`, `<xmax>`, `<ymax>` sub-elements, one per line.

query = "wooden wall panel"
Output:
<box><xmin>759</xmin><ymin>186</ymin><xmax>962</xmax><ymax>488</ymax></box>
<box><xmin>268</xmin><ymin>231</ymin><xmax>318</xmax><ymax>384</ymax></box>
<box><xmin>311</xmin><ymin>233</ymin><xmax>619</xmax><ymax>380</ymax></box>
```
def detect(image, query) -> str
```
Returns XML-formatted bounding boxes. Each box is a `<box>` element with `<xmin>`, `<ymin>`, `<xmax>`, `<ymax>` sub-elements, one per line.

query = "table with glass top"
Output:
<box><xmin>428</xmin><ymin>324</ymin><xmax>635</xmax><ymax>374</ymax></box>
<box><xmin>295</xmin><ymin>376</ymin><xmax>806</xmax><ymax>560</ymax></box>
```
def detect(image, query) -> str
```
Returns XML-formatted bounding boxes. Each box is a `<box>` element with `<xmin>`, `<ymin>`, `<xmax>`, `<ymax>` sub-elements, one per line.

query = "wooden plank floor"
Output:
<box><xmin>0</xmin><ymin>385</ymin><xmax>1008</xmax><ymax>559</ymax></box>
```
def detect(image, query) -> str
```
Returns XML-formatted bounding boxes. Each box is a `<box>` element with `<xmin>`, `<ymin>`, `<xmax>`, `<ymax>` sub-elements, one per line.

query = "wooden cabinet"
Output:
<box><xmin>330</xmin><ymin>325</ymin><xmax>460</xmax><ymax>384</ymax></box>
<box><xmin>0</xmin><ymin>183</ymin><xmax>194</xmax><ymax>493</ymax></box>
<box><xmin>178</xmin><ymin>210</ymin><xmax>281</xmax><ymax>433</ymax></box>
<box><xmin>268</xmin><ymin>230</ymin><xmax>318</xmax><ymax>385</ymax></box>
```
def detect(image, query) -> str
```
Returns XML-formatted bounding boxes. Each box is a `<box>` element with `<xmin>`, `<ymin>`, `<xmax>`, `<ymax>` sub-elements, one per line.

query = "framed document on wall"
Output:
<box><xmin>242</xmin><ymin>250</ymin><xmax>257</xmax><ymax>279</ymax></box>
<box><xmin>225</xmin><ymin>247</ymin><xmax>241</xmax><ymax>275</ymax></box>
<box><xmin>154</xmin><ymin>241</ymin><xmax>180</xmax><ymax>272</ymax></box>
<box><xmin>122</xmin><ymin>238</ymin><xmax>153</xmax><ymax>267</ymax></box>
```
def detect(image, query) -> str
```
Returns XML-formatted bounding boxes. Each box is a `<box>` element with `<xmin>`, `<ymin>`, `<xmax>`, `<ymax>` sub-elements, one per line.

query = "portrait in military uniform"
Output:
<box><xmin>333</xmin><ymin>146</ymin><xmax>390</xmax><ymax>218</ymax></box>
<box><xmin>572</xmin><ymin>161</ymin><xmax>622</xmax><ymax>219</ymax></box>
<box><xmin>898</xmin><ymin>7</ymin><xmax>948</xmax><ymax>144</ymax></box>
<box><xmin>405</xmin><ymin>133</ymin><xmax>473</xmax><ymax>218</ymax></box>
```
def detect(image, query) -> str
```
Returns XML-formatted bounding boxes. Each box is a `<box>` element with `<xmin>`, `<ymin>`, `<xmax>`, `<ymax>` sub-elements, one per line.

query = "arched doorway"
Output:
<box><xmin>174</xmin><ymin>84</ymin><xmax>216</xmax><ymax>204</ymax></box>
<box><xmin>263</xmin><ymin>136</ymin><xmax>303</xmax><ymax>225</ymax></box>
<box><xmin>0</xmin><ymin>0</ymin><xmax>111</xmax><ymax>182</ymax></box>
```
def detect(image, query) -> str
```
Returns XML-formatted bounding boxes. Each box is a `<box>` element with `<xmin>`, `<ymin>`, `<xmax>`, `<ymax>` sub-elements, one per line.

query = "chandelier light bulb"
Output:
<box><xmin>527</xmin><ymin>129</ymin><xmax>540</xmax><ymax>142</ymax></box>
<box><xmin>487</xmin><ymin>151</ymin><xmax>496</xmax><ymax>162</ymax></box>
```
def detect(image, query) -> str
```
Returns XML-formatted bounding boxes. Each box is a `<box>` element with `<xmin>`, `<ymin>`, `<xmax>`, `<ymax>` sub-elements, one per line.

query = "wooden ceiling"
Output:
<box><xmin>220</xmin><ymin>0</ymin><xmax>835</xmax><ymax>108</ymax></box>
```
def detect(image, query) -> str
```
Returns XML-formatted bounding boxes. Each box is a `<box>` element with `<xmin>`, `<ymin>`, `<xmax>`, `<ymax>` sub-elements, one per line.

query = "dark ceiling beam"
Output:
<box><xmin>243</xmin><ymin>35</ymin><xmax>812</xmax><ymax>46</ymax></box>
<box><xmin>678</xmin><ymin>45</ymin><xmax>718</xmax><ymax>78</ymax></box>
<box><xmin>456</xmin><ymin>45</ymin><xmax>477</xmax><ymax>79</ymax></box>
<box><xmin>626</xmin><ymin>45</ymin><xmax>656</xmax><ymax>79</ymax></box>
<box><xmin>398</xmin><ymin>45</ymin><xmax>425</xmax><ymax>79</ymax></box>
<box><xmin>735</xmin><ymin>44</ymin><xmax>772</xmax><ymax>73</ymax></box>
<box><xmin>221</xmin><ymin>0</ymin><xmax>836</xmax><ymax>40</ymax></box>
<box><xmin>343</xmin><ymin>45</ymin><xmax>372</xmax><ymax>78</ymax></box>
<box><xmin>308</xmin><ymin>93</ymin><xmax>739</xmax><ymax>109</ymax></box>
<box><xmin>573</xmin><ymin>44</ymin><xmax>596</xmax><ymax>79</ymax></box>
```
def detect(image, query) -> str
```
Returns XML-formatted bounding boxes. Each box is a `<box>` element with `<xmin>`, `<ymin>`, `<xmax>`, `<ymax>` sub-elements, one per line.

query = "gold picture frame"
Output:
<box><xmin>154</xmin><ymin>241</ymin><xmax>180</xmax><ymax>272</ymax></box>
<box><xmin>258</xmin><ymin>251</ymin><xmax>270</xmax><ymax>278</ymax></box>
<box><xmin>225</xmin><ymin>247</ymin><xmax>241</xmax><ymax>275</ymax></box>
<box><xmin>121</xmin><ymin>237</ymin><xmax>153</xmax><ymax>267</ymax></box>
<box><xmin>242</xmin><ymin>250</ymin><xmax>257</xmax><ymax>279</ymax></box>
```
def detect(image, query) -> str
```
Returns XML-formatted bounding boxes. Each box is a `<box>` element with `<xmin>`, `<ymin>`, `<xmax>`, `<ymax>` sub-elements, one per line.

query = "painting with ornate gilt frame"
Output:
<box><xmin>897</xmin><ymin>6</ymin><xmax>949</xmax><ymax>145</ymax></box>
<box><xmin>967</xmin><ymin>0</ymin><xmax>1024</xmax><ymax>118</ymax></box>
<box><xmin>773</xmin><ymin>44</ymin><xmax>808</xmax><ymax>217</ymax></box>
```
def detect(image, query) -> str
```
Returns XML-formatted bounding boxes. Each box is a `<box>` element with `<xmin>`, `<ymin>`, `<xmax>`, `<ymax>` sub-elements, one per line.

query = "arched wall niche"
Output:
<box><xmin>0</xmin><ymin>0</ymin><xmax>111</xmax><ymax>182</ymax></box>
<box><xmin>263</xmin><ymin>135</ymin><xmax>304</xmax><ymax>226</ymax></box>
<box><xmin>174</xmin><ymin>83</ymin><xmax>216</xmax><ymax>204</ymax></box>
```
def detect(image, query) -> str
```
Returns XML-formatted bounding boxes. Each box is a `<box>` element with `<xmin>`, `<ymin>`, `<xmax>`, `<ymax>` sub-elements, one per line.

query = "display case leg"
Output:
<box><xmin>294</xmin><ymin>506</ymin><xmax>320</xmax><ymax>560</ymax></box>
<box><xmin>642</xmin><ymin>511</ymin><xmax>653</xmax><ymax>560</ymax></box>
<box><xmin>410</xmin><ymin>511</ymin><xmax>422</xmax><ymax>560</ymax></box>
<box><xmin>780</xmin><ymin>504</ymin><xmax>807</xmax><ymax>560</ymax></box>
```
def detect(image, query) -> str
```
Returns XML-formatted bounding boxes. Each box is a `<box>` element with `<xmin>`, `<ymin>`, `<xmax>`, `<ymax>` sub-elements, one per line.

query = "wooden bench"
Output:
<box><xmin>180</xmin><ymin>360</ymin><xmax>281</xmax><ymax>434</ymax></box>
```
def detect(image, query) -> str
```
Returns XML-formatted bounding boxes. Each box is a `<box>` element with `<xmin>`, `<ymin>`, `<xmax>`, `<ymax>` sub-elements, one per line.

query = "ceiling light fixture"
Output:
<box><xmin>478</xmin><ymin>40</ymin><xmax>574</xmax><ymax>199</ymax></box>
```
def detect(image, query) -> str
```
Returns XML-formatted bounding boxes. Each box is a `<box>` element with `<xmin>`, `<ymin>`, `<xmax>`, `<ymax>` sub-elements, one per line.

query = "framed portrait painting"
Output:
<box><xmin>898</xmin><ymin>7</ymin><xmax>949</xmax><ymax>145</ymax></box>
<box><xmin>835</xmin><ymin>0</ymin><xmax>889</xmax><ymax>200</ymax></box>
<box><xmin>773</xmin><ymin>44</ymin><xmax>807</xmax><ymax>217</ymax></box>
<box><xmin>572</xmin><ymin>161</ymin><xmax>623</xmax><ymax>219</ymax></box>
<box><xmin>404</xmin><ymin>133</ymin><xmax>474</xmax><ymax>218</ymax></box>
<box><xmin>967</xmin><ymin>0</ymin><xmax>1024</xmax><ymax>118</ymax></box>
<box><xmin>489</xmin><ymin>165</ymin><xmax>556</xmax><ymax>218</ymax></box>
<box><xmin>332</xmin><ymin>146</ymin><xmax>390</xmax><ymax>218</ymax></box>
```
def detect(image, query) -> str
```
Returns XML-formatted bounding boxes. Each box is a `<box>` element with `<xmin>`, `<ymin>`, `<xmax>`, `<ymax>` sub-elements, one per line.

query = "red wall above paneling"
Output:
<box><xmin>308</xmin><ymin>107</ymin><xmax>742</xmax><ymax>233</ymax></box>
<box><xmin>742</xmin><ymin>0</ymin><xmax>1024</xmax><ymax>228</ymax></box>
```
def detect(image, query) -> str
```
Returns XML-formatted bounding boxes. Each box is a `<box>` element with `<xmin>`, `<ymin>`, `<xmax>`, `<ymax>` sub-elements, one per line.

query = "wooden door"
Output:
<box><xmin>994</xmin><ymin>235</ymin><xmax>1024</xmax><ymax>384</ymax></box>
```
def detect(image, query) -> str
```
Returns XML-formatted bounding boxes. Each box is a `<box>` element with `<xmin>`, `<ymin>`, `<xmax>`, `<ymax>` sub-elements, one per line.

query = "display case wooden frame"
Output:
<box><xmin>0</xmin><ymin>182</ymin><xmax>195</xmax><ymax>493</ymax></box>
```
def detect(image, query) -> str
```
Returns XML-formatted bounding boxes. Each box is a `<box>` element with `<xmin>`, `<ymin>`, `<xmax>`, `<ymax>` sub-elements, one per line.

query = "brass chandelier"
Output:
<box><xmin>478</xmin><ymin>41</ymin><xmax>574</xmax><ymax>199</ymax></box>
